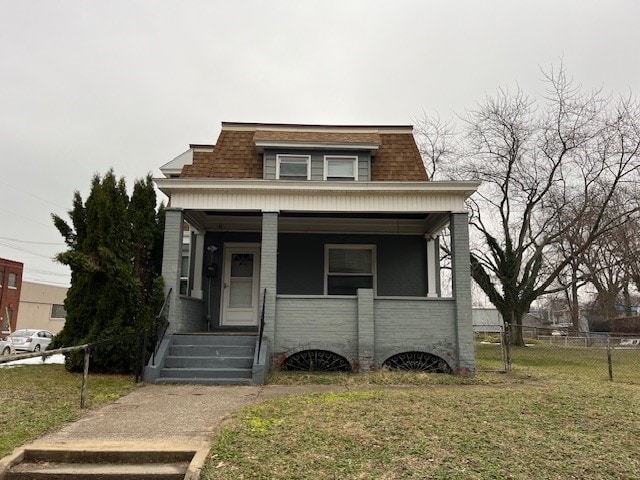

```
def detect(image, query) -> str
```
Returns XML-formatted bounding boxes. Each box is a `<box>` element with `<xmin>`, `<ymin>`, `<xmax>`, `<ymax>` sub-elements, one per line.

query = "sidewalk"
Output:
<box><xmin>3</xmin><ymin>383</ymin><xmax>350</xmax><ymax>476</ymax></box>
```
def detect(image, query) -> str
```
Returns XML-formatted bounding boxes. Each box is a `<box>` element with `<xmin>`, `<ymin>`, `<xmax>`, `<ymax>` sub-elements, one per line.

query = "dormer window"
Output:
<box><xmin>324</xmin><ymin>155</ymin><xmax>358</xmax><ymax>181</ymax></box>
<box><xmin>276</xmin><ymin>154</ymin><xmax>311</xmax><ymax>180</ymax></box>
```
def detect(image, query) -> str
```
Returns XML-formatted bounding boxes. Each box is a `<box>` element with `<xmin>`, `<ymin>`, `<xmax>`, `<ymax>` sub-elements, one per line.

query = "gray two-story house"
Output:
<box><xmin>144</xmin><ymin>122</ymin><xmax>479</xmax><ymax>384</ymax></box>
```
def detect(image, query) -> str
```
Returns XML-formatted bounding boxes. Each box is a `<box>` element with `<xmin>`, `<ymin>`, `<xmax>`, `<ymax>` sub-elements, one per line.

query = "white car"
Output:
<box><xmin>10</xmin><ymin>329</ymin><xmax>54</xmax><ymax>352</ymax></box>
<box><xmin>0</xmin><ymin>336</ymin><xmax>13</xmax><ymax>355</ymax></box>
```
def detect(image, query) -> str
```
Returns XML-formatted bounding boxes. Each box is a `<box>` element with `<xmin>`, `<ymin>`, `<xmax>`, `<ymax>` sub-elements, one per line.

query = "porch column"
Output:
<box><xmin>425</xmin><ymin>235</ymin><xmax>439</xmax><ymax>297</ymax></box>
<box><xmin>190</xmin><ymin>230</ymin><xmax>205</xmax><ymax>299</ymax></box>
<box><xmin>357</xmin><ymin>289</ymin><xmax>375</xmax><ymax>371</ymax></box>
<box><xmin>161</xmin><ymin>208</ymin><xmax>184</xmax><ymax>334</ymax></box>
<box><xmin>259</xmin><ymin>211</ymin><xmax>278</xmax><ymax>352</ymax></box>
<box><xmin>450</xmin><ymin>211</ymin><xmax>475</xmax><ymax>374</ymax></box>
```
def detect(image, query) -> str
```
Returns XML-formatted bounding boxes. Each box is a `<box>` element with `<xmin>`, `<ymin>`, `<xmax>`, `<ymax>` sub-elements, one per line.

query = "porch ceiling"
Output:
<box><xmin>184</xmin><ymin>211</ymin><xmax>451</xmax><ymax>235</ymax></box>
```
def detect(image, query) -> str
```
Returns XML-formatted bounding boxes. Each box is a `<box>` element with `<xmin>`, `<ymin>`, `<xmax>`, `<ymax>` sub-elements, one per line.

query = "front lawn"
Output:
<box><xmin>0</xmin><ymin>364</ymin><xmax>137</xmax><ymax>458</ymax></box>
<box><xmin>204</xmin><ymin>344</ymin><xmax>640</xmax><ymax>479</ymax></box>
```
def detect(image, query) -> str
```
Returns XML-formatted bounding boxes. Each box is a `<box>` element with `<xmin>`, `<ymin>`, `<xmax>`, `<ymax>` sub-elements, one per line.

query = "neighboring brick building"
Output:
<box><xmin>0</xmin><ymin>258</ymin><xmax>24</xmax><ymax>334</ymax></box>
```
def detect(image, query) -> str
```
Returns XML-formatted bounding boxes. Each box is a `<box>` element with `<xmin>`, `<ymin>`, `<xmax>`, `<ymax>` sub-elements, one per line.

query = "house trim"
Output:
<box><xmin>156</xmin><ymin>178</ymin><xmax>479</xmax><ymax>213</ymax></box>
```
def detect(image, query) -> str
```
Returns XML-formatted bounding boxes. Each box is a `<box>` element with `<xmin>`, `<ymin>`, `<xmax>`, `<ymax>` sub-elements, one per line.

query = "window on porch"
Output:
<box><xmin>325</xmin><ymin>244</ymin><xmax>376</xmax><ymax>295</ymax></box>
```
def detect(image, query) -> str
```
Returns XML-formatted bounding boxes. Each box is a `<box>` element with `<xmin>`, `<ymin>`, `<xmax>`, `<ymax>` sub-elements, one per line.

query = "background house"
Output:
<box><xmin>17</xmin><ymin>281</ymin><xmax>68</xmax><ymax>334</ymax></box>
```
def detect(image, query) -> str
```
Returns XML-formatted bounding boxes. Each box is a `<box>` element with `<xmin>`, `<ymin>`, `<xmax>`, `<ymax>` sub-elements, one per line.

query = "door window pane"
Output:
<box><xmin>231</xmin><ymin>254</ymin><xmax>254</xmax><ymax>277</ymax></box>
<box><xmin>229</xmin><ymin>279</ymin><xmax>253</xmax><ymax>307</ymax></box>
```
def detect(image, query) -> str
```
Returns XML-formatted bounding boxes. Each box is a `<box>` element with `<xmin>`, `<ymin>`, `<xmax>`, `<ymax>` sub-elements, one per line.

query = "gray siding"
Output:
<box><xmin>264</xmin><ymin>149</ymin><xmax>371</xmax><ymax>181</ymax></box>
<box><xmin>277</xmin><ymin>233</ymin><xmax>427</xmax><ymax>296</ymax></box>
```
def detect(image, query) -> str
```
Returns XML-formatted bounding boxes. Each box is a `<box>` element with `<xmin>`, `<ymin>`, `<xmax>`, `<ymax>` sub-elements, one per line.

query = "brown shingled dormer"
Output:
<box><xmin>179</xmin><ymin>122</ymin><xmax>428</xmax><ymax>181</ymax></box>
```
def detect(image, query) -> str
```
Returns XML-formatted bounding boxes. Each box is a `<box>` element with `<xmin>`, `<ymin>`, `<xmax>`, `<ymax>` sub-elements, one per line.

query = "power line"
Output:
<box><xmin>0</xmin><ymin>207</ymin><xmax>54</xmax><ymax>229</ymax></box>
<box><xmin>0</xmin><ymin>236</ymin><xmax>64</xmax><ymax>246</ymax></box>
<box><xmin>23</xmin><ymin>276</ymin><xmax>70</xmax><ymax>286</ymax></box>
<box><xmin>27</xmin><ymin>268</ymin><xmax>69</xmax><ymax>278</ymax></box>
<box><xmin>0</xmin><ymin>240</ymin><xmax>56</xmax><ymax>259</ymax></box>
<box><xmin>0</xmin><ymin>179</ymin><xmax>68</xmax><ymax>210</ymax></box>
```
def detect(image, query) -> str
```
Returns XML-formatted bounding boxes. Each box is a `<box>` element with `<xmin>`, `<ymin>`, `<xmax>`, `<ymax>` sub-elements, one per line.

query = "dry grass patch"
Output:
<box><xmin>0</xmin><ymin>364</ymin><xmax>137</xmax><ymax>457</ymax></box>
<box><xmin>205</xmin><ymin>380</ymin><xmax>640</xmax><ymax>479</ymax></box>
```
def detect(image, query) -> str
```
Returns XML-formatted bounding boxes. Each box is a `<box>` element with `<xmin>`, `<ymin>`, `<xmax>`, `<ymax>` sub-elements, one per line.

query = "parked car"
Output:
<box><xmin>0</xmin><ymin>336</ymin><xmax>13</xmax><ymax>355</ymax></box>
<box><xmin>617</xmin><ymin>338</ymin><xmax>640</xmax><ymax>349</ymax></box>
<box><xmin>10</xmin><ymin>329</ymin><xmax>54</xmax><ymax>352</ymax></box>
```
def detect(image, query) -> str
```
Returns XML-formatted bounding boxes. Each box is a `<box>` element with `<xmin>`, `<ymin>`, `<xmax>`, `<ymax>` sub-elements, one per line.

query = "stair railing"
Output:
<box><xmin>152</xmin><ymin>287</ymin><xmax>172</xmax><ymax>366</ymax></box>
<box><xmin>256</xmin><ymin>289</ymin><xmax>267</xmax><ymax>360</ymax></box>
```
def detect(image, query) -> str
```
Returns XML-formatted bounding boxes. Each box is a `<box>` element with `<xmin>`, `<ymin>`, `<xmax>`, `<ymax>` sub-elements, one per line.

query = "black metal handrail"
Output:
<box><xmin>256</xmin><ymin>288</ymin><xmax>267</xmax><ymax>360</ymax></box>
<box><xmin>152</xmin><ymin>287</ymin><xmax>172</xmax><ymax>366</ymax></box>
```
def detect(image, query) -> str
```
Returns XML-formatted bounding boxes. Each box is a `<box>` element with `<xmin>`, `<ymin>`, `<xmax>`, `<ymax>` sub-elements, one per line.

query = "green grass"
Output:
<box><xmin>204</xmin><ymin>343</ymin><xmax>640</xmax><ymax>479</ymax></box>
<box><xmin>0</xmin><ymin>364</ymin><xmax>137</xmax><ymax>458</ymax></box>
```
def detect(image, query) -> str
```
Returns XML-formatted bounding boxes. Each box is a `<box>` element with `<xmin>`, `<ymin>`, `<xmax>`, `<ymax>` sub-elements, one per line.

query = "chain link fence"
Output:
<box><xmin>475</xmin><ymin>324</ymin><xmax>639</xmax><ymax>384</ymax></box>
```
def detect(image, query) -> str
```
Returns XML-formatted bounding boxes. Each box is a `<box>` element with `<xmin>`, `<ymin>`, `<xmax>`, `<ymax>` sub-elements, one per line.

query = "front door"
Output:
<box><xmin>220</xmin><ymin>244</ymin><xmax>261</xmax><ymax>326</ymax></box>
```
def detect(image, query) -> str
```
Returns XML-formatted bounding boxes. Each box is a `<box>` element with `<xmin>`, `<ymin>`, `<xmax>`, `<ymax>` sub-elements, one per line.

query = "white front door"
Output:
<box><xmin>221</xmin><ymin>244</ymin><xmax>261</xmax><ymax>326</ymax></box>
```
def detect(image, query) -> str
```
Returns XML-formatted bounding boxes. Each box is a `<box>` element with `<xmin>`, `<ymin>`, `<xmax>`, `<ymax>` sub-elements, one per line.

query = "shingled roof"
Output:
<box><xmin>180</xmin><ymin>122</ymin><xmax>428</xmax><ymax>181</ymax></box>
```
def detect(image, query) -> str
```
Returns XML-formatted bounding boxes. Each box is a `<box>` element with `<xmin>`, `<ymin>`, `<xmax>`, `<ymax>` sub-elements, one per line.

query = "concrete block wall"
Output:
<box><xmin>273</xmin><ymin>296</ymin><xmax>358</xmax><ymax>365</ymax></box>
<box><xmin>374</xmin><ymin>298</ymin><xmax>457</xmax><ymax>369</ymax></box>
<box><xmin>259</xmin><ymin>212</ymin><xmax>278</xmax><ymax>352</ymax></box>
<box><xmin>450</xmin><ymin>212</ymin><xmax>475</xmax><ymax>373</ymax></box>
<box><xmin>357</xmin><ymin>289</ymin><xmax>375</xmax><ymax>370</ymax></box>
<box><xmin>274</xmin><ymin>294</ymin><xmax>460</xmax><ymax>371</ymax></box>
<box><xmin>161</xmin><ymin>208</ymin><xmax>185</xmax><ymax>335</ymax></box>
<box><xmin>175</xmin><ymin>297</ymin><xmax>206</xmax><ymax>332</ymax></box>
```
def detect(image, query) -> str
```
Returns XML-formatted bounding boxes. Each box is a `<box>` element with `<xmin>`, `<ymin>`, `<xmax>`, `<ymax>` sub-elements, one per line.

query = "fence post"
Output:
<box><xmin>136</xmin><ymin>331</ymin><xmax>147</xmax><ymax>383</ymax></box>
<box><xmin>502</xmin><ymin>322</ymin><xmax>512</xmax><ymax>372</ymax></box>
<box><xmin>80</xmin><ymin>345</ymin><xmax>91</xmax><ymax>408</ymax></box>
<box><xmin>606</xmin><ymin>336</ymin><xmax>613</xmax><ymax>381</ymax></box>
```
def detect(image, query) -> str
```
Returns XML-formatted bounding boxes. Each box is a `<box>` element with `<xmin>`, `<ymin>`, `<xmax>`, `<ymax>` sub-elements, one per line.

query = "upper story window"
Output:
<box><xmin>324</xmin><ymin>155</ymin><xmax>358</xmax><ymax>181</ymax></box>
<box><xmin>7</xmin><ymin>273</ymin><xmax>17</xmax><ymax>289</ymax></box>
<box><xmin>276</xmin><ymin>154</ymin><xmax>311</xmax><ymax>180</ymax></box>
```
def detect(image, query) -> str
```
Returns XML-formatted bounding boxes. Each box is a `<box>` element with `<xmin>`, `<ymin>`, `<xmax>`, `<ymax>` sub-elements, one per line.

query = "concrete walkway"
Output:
<box><xmin>2</xmin><ymin>383</ymin><xmax>350</xmax><ymax>478</ymax></box>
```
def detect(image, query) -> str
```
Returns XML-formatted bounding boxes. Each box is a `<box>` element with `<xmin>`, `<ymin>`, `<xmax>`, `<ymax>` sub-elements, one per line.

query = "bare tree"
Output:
<box><xmin>413</xmin><ymin>112</ymin><xmax>457</xmax><ymax>180</ymax></box>
<box><xmin>416</xmin><ymin>64</ymin><xmax>640</xmax><ymax>345</ymax></box>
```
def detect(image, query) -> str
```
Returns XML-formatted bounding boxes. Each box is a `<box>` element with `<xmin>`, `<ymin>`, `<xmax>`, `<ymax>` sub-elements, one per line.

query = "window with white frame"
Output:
<box><xmin>7</xmin><ymin>273</ymin><xmax>17</xmax><ymax>289</ymax></box>
<box><xmin>324</xmin><ymin>155</ymin><xmax>358</xmax><ymax>181</ymax></box>
<box><xmin>180</xmin><ymin>242</ymin><xmax>190</xmax><ymax>295</ymax></box>
<box><xmin>276</xmin><ymin>154</ymin><xmax>311</xmax><ymax>180</ymax></box>
<box><xmin>325</xmin><ymin>244</ymin><xmax>375</xmax><ymax>295</ymax></box>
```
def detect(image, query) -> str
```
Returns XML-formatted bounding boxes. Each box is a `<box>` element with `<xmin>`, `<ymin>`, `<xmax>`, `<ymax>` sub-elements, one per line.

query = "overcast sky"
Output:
<box><xmin>1</xmin><ymin>0</ymin><xmax>639</xmax><ymax>286</ymax></box>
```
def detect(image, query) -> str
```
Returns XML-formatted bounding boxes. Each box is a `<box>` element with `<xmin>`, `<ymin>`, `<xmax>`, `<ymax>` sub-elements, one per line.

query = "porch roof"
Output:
<box><xmin>155</xmin><ymin>178</ymin><xmax>479</xmax><ymax>216</ymax></box>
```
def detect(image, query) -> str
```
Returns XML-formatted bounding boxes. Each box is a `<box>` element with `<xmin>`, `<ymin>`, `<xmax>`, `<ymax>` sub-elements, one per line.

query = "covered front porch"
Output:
<box><xmin>160</xmin><ymin>207</ymin><xmax>474</xmax><ymax>375</ymax></box>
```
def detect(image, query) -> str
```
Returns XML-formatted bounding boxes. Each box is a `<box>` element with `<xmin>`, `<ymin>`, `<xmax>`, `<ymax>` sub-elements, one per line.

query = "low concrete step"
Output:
<box><xmin>4</xmin><ymin>449</ymin><xmax>195</xmax><ymax>480</ymax></box>
<box><xmin>169</xmin><ymin>345</ymin><xmax>255</xmax><ymax>357</ymax></box>
<box><xmin>6</xmin><ymin>461</ymin><xmax>188</xmax><ymax>479</ymax></box>
<box><xmin>155</xmin><ymin>377</ymin><xmax>253</xmax><ymax>385</ymax></box>
<box><xmin>171</xmin><ymin>334</ymin><xmax>256</xmax><ymax>346</ymax></box>
<box><xmin>164</xmin><ymin>355</ymin><xmax>254</xmax><ymax>369</ymax></box>
<box><xmin>159</xmin><ymin>367</ymin><xmax>252</xmax><ymax>380</ymax></box>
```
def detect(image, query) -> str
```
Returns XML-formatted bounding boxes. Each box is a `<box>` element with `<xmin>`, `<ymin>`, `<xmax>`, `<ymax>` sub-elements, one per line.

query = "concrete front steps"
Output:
<box><xmin>3</xmin><ymin>448</ymin><xmax>196</xmax><ymax>480</ymax></box>
<box><xmin>156</xmin><ymin>334</ymin><xmax>257</xmax><ymax>385</ymax></box>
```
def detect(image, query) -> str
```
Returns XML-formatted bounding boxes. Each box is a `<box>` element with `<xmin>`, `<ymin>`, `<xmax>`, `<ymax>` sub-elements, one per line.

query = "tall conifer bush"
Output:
<box><xmin>51</xmin><ymin>170</ymin><xmax>165</xmax><ymax>373</ymax></box>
